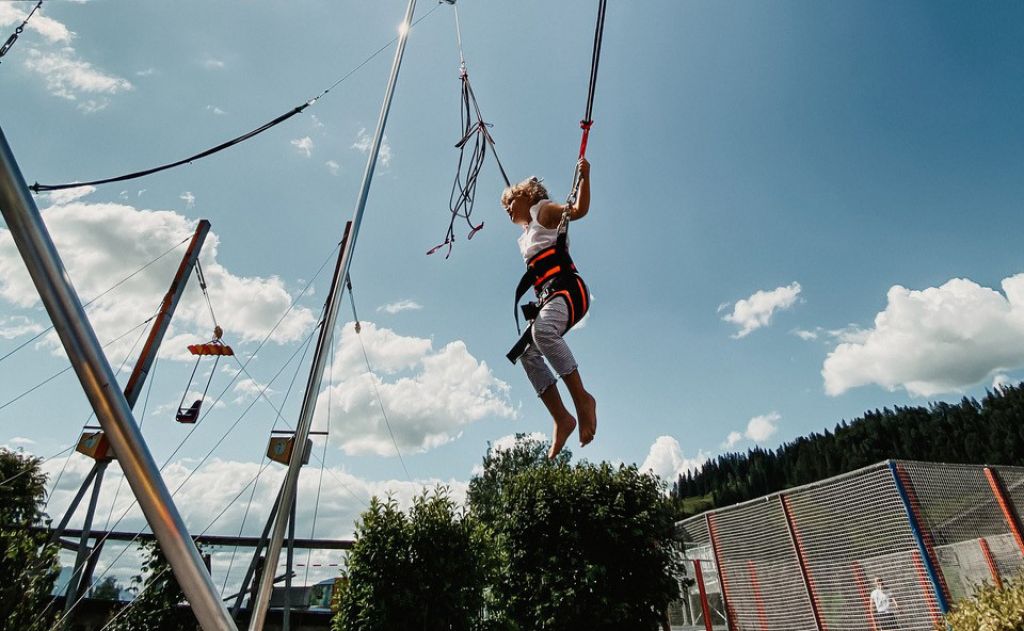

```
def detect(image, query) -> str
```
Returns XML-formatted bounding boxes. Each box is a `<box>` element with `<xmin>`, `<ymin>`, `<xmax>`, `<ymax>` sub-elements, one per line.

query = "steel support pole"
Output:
<box><xmin>249</xmin><ymin>0</ymin><xmax>419</xmax><ymax>621</ymax></box>
<box><xmin>123</xmin><ymin>219</ymin><xmax>211</xmax><ymax>406</ymax></box>
<box><xmin>48</xmin><ymin>462</ymin><xmax>100</xmax><ymax>545</ymax></box>
<box><xmin>63</xmin><ymin>460</ymin><xmax>107</xmax><ymax>623</ymax></box>
<box><xmin>0</xmin><ymin>125</ymin><xmax>236</xmax><ymax>631</ymax></box>
<box><xmin>283</xmin><ymin>501</ymin><xmax>297</xmax><ymax>631</ymax></box>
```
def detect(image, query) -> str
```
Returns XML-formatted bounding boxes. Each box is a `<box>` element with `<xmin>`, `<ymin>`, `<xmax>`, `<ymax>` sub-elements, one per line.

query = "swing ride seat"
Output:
<box><xmin>187</xmin><ymin>341</ymin><xmax>234</xmax><ymax>356</ymax></box>
<box><xmin>176</xmin><ymin>400</ymin><xmax>202</xmax><ymax>424</ymax></box>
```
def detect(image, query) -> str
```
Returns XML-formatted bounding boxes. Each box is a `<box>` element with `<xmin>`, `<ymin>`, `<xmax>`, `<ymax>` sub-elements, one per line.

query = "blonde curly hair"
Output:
<box><xmin>501</xmin><ymin>176</ymin><xmax>549</xmax><ymax>210</ymax></box>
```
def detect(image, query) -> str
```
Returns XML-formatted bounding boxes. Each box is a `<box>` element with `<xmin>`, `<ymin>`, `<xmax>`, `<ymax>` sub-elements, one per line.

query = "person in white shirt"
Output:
<box><xmin>870</xmin><ymin>577</ymin><xmax>899</xmax><ymax>630</ymax></box>
<box><xmin>501</xmin><ymin>158</ymin><xmax>596</xmax><ymax>459</ymax></box>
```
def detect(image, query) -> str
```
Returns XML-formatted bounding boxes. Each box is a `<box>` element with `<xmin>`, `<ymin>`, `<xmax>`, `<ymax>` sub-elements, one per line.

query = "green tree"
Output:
<box><xmin>485</xmin><ymin>459</ymin><xmax>682</xmax><ymax>631</ymax></box>
<box><xmin>106</xmin><ymin>540</ymin><xmax>201</xmax><ymax>631</ymax></box>
<box><xmin>333</xmin><ymin>487</ymin><xmax>485</xmax><ymax>631</ymax></box>
<box><xmin>0</xmin><ymin>447</ymin><xmax>60</xmax><ymax>631</ymax></box>
<box><xmin>467</xmin><ymin>433</ymin><xmax>570</xmax><ymax>529</ymax></box>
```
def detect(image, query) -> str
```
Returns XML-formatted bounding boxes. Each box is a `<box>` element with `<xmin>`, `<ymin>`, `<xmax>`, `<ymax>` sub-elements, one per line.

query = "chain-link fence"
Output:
<box><xmin>671</xmin><ymin>460</ymin><xmax>1024</xmax><ymax>631</ymax></box>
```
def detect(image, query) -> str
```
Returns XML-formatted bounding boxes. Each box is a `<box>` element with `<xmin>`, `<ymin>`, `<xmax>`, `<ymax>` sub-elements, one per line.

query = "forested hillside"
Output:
<box><xmin>673</xmin><ymin>383</ymin><xmax>1024</xmax><ymax>515</ymax></box>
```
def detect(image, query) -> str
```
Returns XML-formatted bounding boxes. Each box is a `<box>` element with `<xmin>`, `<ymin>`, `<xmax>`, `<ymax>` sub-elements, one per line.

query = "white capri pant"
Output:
<box><xmin>520</xmin><ymin>297</ymin><xmax>578</xmax><ymax>395</ymax></box>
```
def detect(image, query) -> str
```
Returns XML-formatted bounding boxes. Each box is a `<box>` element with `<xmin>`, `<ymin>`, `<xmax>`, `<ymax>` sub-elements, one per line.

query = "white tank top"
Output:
<box><xmin>517</xmin><ymin>199</ymin><xmax>567</xmax><ymax>263</ymax></box>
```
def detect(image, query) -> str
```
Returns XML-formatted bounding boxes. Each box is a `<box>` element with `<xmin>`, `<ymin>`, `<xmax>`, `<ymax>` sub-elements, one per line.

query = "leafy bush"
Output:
<box><xmin>333</xmin><ymin>487</ymin><xmax>485</xmax><ymax>631</ymax></box>
<box><xmin>0</xmin><ymin>448</ymin><xmax>59</xmax><ymax>631</ymax></box>
<box><xmin>943</xmin><ymin>575</ymin><xmax>1024</xmax><ymax>631</ymax></box>
<box><xmin>481</xmin><ymin>451</ymin><xmax>682</xmax><ymax>631</ymax></box>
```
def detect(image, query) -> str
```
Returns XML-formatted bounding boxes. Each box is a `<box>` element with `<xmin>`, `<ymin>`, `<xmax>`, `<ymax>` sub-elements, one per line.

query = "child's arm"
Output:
<box><xmin>537</xmin><ymin>158</ymin><xmax>591</xmax><ymax>228</ymax></box>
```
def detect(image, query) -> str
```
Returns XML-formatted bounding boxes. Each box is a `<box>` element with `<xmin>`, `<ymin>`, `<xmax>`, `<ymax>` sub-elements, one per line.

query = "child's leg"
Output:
<box><xmin>531</xmin><ymin>300</ymin><xmax>597</xmax><ymax>447</ymax></box>
<box><xmin>520</xmin><ymin>345</ymin><xmax>576</xmax><ymax>459</ymax></box>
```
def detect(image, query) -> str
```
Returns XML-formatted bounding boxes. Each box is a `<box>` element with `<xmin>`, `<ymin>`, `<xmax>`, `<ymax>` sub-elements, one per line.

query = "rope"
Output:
<box><xmin>426</xmin><ymin>3</ymin><xmax>510</xmax><ymax>258</ymax></box>
<box><xmin>194</xmin><ymin>260</ymin><xmax>220</xmax><ymax>333</ymax></box>
<box><xmin>0</xmin><ymin>314</ymin><xmax>156</xmax><ymax>413</ymax></box>
<box><xmin>346</xmin><ymin>278</ymin><xmax>411</xmax><ymax>480</ymax></box>
<box><xmin>29</xmin><ymin>3</ymin><xmax>443</xmax><ymax>193</ymax></box>
<box><xmin>0</xmin><ymin>234</ymin><xmax>190</xmax><ymax>366</ymax></box>
<box><xmin>0</xmin><ymin>0</ymin><xmax>43</xmax><ymax>64</ymax></box>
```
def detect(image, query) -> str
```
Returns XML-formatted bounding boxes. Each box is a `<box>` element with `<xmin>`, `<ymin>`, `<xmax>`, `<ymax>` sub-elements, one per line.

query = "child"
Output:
<box><xmin>502</xmin><ymin>158</ymin><xmax>596</xmax><ymax>459</ymax></box>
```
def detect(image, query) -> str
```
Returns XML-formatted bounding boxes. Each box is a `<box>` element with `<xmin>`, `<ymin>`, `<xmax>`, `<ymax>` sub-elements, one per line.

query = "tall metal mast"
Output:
<box><xmin>247</xmin><ymin>0</ymin><xmax>419</xmax><ymax>627</ymax></box>
<box><xmin>0</xmin><ymin>126</ymin><xmax>237</xmax><ymax>631</ymax></box>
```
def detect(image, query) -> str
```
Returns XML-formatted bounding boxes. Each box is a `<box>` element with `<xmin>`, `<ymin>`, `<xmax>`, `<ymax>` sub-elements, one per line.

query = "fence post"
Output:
<box><xmin>851</xmin><ymin>562</ymin><xmax>880</xmax><ymax>631</ymax></box>
<box><xmin>780</xmin><ymin>495</ymin><xmax>826</xmax><ymax>630</ymax></box>
<box><xmin>747</xmin><ymin>560</ymin><xmax>769</xmax><ymax>631</ymax></box>
<box><xmin>978</xmin><ymin>537</ymin><xmax>1003</xmax><ymax>589</ymax></box>
<box><xmin>889</xmin><ymin>461</ymin><xmax>950</xmax><ymax>620</ymax></box>
<box><xmin>706</xmin><ymin>513</ymin><xmax>735</xmax><ymax>631</ymax></box>
<box><xmin>693</xmin><ymin>559</ymin><xmax>714</xmax><ymax>631</ymax></box>
<box><xmin>984</xmin><ymin>467</ymin><xmax>1024</xmax><ymax>557</ymax></box>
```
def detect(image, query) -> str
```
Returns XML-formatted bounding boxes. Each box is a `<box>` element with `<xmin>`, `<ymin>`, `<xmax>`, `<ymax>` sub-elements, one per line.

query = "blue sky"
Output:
<box><xmin>2</xmin><ymin>0</ymin><xmax>1024</xmax><ymax>586</ymax></box>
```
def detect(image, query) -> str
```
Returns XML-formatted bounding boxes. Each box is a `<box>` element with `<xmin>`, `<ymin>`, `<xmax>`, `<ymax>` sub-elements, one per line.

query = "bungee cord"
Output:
<box><xmin>29</xmin><ymin>3</ymin><xmax>444</xmax><ymax>194</ymax></box>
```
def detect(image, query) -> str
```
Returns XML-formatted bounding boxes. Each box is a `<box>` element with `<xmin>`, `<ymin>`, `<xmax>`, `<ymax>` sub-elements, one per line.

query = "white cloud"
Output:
<box><xmin>0</xmin><ymin>5</ymin><xmax>72</xmax><ymax>44</ymax></box>
<box><xmin>179</xmin><ymin>191</ymin><xmax>196</xmax><ymax>209</ymax></box>
<box><xmin>0</xmin><ymin>201</ymin><xmax>317</xmax><ymax>365</ymax></box>
<box><xmin>489</xmin><ymin>432</ymin><xmax>547</xmax><ymax>455</ymax></box>
<box><xmin>746</xmin><ymin>412</ymin><xmax>780</xmax><ymax>442</ymax></box>
<box><xmin>325</xmin><ymin>160</ymin><xmax>340</xmax><ymax>176</ymax></box>
<box><xmin>723</xmin><ymin>282</ymin><xmax>802</xmax><ymax>338</ymax></box>
<box><xmin>22</xmin><ymin>47</ymin><xmax>132</xmax><ymax>111</ymax></box>
<box><xmin>793</xmin><ymin>329</ymin><xmax>818</xmax><ymax>341</ymax></box>
<box><xmin>205</xmin><ymin>104</ymin><xmax>226</xmax><ymax>115</ymax></box>
<box><xmin>136</xmin><ymin>68</ymin><xmax>156</xmax><ymax>77</ymax></box>
<box><xmin>723</xmin><ymin>431</ymin><xmax>743</xmax><ymax>449</ymax></box>
<box><xmin>291</xmin><ymin>136</ymin><xmax>314</xmax><ymax>158</ymax></box>
<box><xmin>351</xmin><ymin>128</ymin><xmax>392</xmax><ymax>167</ymax></box>
<box><xmin>993</xmin><ymin>374</ymin><xmax>1011</xmax><ymax>390</ymax></box>
<box><xmin>232</xmin><ymin>377</ymin><xmax>275</xmax><ymax>405</ymax></box>
<box><xmin>8</xmin><ymin>436</ymin><xmax>36</xmax><ymax>447</ymax></box>
<box><xmin>0</xmin><ymin>315</ymin><xmax>44</xmax><ymax>339</ymax></box>
<box><xmin>640</xmin><ymin>436</ymin><xmax>709</xmax><ymax>484</ymax></box>
<box><xmin>376</xmin><ymin>300</ymin><xmax>422</xmax><ymax>315</ymax></box>
<box><xmin>313</xmin><ymin>322</ymin><xmax>514</xmax><ymax>456</ymax></box>
<box><xmin>722</xmin><ymin>412</ymin><xmax>781</xmax><ymax>448</ymax></box>
<box><xmin>823</xmin><ymin>275</ymin><xmax>1024</xmax><ymax>397</ymax></box>
<box><xmin>202</xmin><ymin>57</ymin><xmax>225</xmax><ymax>70</ymax></box>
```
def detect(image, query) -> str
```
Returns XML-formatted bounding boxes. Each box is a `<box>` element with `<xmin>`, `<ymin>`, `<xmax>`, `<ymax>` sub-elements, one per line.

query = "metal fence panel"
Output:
<box><xmin>708</xmin><ymin>497</ymin><xmax>819</xmax><ymax>631</ymax></box>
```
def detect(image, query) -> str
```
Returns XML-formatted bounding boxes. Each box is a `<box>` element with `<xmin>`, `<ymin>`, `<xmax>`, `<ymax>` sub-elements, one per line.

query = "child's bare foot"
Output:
<box><xmin>548</xmin><ymin>414</ymin><xmax>577</xmax><ymax>459</ymax></box>
<box><xmin>577</xmin><ymin>393</ymin><xmax>597</xmax><ymax>447</ymax></box>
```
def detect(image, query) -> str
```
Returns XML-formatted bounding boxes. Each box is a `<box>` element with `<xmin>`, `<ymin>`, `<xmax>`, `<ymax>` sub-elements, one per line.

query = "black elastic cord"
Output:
<box><xmin>583</xmin><ymin>0</ymin><xmax>608</xmax><ymax>124</ymax></box>
<box><xmin>31</xmin><ymin>104</ymin><xmax>310</xmax><ymax>192</ymax></box>
<box><xmin>29</xmin><ymin>3</ymin><xmax>444</xmax><ymax>194</ymax></box>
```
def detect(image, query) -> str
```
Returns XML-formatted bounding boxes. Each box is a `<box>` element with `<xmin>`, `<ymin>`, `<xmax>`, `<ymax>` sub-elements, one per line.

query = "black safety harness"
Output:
<box><xmin>506</xmin><ymin>221</ymin><xmax>589</xmax><ymax>364</ymax></box>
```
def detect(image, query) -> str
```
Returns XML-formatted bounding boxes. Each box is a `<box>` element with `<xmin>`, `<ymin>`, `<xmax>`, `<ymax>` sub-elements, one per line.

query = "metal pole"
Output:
<box><xmin>63</xmin><ymin>460</ymin><xmax>107</xmax><ymax>624</ymax></box>
<box><xmin>232</xmin><ymin>493</ymin><xmax>280</xmax><ymax>618</ymax></box>
<box><xmin>249</xmin><ymin>0</ymin><xmax>419</xmax><ymax>619</ymax></box>
<box><xmin>0</xmin><ymin>125</ymin><xmax>236</xmax><ymax>631</ymax></box>
<box><xmin>48</xmin><ymin>462</ymin><xmax>100</xmax><ymax>545</ymax></box>
<box><xmin>284</xmin><ymin>501</ymin><xmax>297</xmax><ymax>631</ymax></box>
<box><xmin>123</xmin><ymin>219</ymin><xmax>211</xmax><ymax>406</ymax></box>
